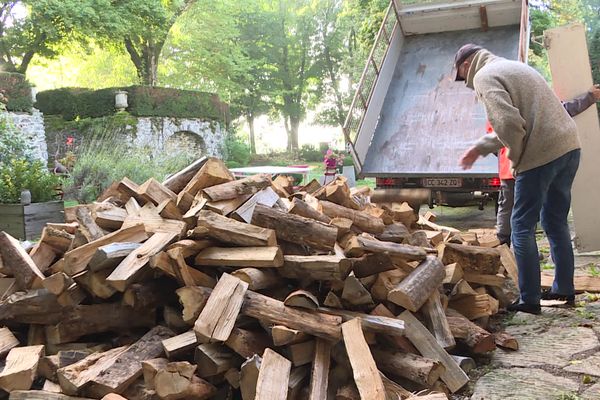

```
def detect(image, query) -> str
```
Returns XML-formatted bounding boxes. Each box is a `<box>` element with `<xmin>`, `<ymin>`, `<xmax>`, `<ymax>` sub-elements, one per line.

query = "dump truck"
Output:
<box><xmin>343</xmin><ymin>0</ymin><xmax>529</xmax><ymax>209</ymax></box>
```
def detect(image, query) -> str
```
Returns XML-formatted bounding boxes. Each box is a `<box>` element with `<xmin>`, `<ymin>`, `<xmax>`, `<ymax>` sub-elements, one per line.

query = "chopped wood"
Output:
<box><xmin>0</xmin><ymin>232</ymin><xmax>45</xmax><ymax>290</ymax></box>
<box><xmin>88</xmin><ymin>242</ymin><xmax>142</xmax><ymax>272</ymax></box>
<box><xmin>388</xmin><ymin>256</ymin><xmax>446</xmax><ymax>312</ymax></box>
<box><xmin>462</xmin><ymin>271</ymin><xmax>505</xmax><ymax>287</ymax></box>
<box><xmin>494</xmin><ymin>331</ymin><xmax>518</xmax><ymax>350</ymax></box>
<box><xmin>451</xmin><ymin>355</ymin><xmax>476</xmax><ymax>373</ymax></box>
<box><xmin>373</xmin><ymin>349</ymin><xmax>444</xmax><ymax>387</ymax></box>
<box><xmin>162</xmin><ymin>156</ymin><xmax>208</xmax><ymax>193</ymax></box>
<box><xmin>349</xmin><ymin>253</ymin><xmax>394</xmax><ymax>278</ymax></box>
<box><xmin>177</xmin><ymin>157</ymin><xmax>234</xmax><ymax>211</ymax></box>
<box><xmin>162</xmin><ymin>331</ymin><xmax>197</xmax><ymax>358</ymax></box>
<box><xmin>9</xmin><ymin>392</ymin><xmax>94</xmax><ymax>400</ymax></box>
<box><xmin>232</xmin><ymin>187</ymin><xmax>280</xmax><ymax>223</ymax></box>
<box><xmin>194</xmin><ymin>273</ymin><xmax>248</xmax><ymax>342</ymax></box>
<box><xmin>75</xmin><ymin>207</ymin><xmax>104</xmax><ymax>242</ymax></box>
<box><xmin>541</xmin><ymin>272</ymin><xmax>600</xmax><ymax>293</ymax></box>
<box><xmin>40</xmin><ymin>226</ymin><xmax>75</xmax><ymax>253</ymax></box>
<box><xmin>375</xmin><ymin>222</ymin><xmax>410</xmax><ymax>243</ymax></box>
<box><xmin>421</xmin><ymin>290</ymin><xmax>456</xmax><ymax>349</ymax></box>
<box><xmin>344</xmin><ymin>234</ymin><xmax>427</xmax><ymax>262</ymax></box>
<box><xmin>176</xmin><ymin>286</ymin><xmax>210</xmax><ymax>325</ymax></box>
<box><xmin>443</xmin><ymin>263</ymin><xmax>463</xmax><ymax>284</ymax></box>
<box><xmin>224</xmin><ymin>328</ymin><xmax>270</xmax><ymax>359</ymax></box>
<box><xmin>154</xmin><ymin>361</ymin><xmax>215</xmax><ymax>400</ymax></box>
<box><xmin>197</xmin><ymin>210</ymin><xmax>277</xmax><ymax>246</ymax></box>
<box><xmin>122</xmin><ymin>280</ymin><xmax>178</xmax><ymax>309</ymax></box>
<box><xmin>400</xmin><ymin>310</ymin><xmax>469</xmax><ymax>393</ymax></box>
<box><xmin>231</xmin><ymin>268</ymin><xmax>279</xmax><ymax>291</ymax></box>
<box><xmin>101</xmin><ymin>394</ymin><xmax>128</xmax><ymax>400</ymax></box>
<box><xmin>205</xmin><ymin>194</ymin><xmax>252</xmax><ymax>216</ymax></box>
<box><xmin>271</xmin><ymin>326</ymin><xmax>309</xmax><ymax>346</ymax></box>
<box><xmin>194</xmin><ymin>343</ymin><xmax>241</xmax><ymax>378</ymax></box>
<box><xmin>371</xmin><ymin>269</ymin><xmax>409</xmax><ymax>302</ymax></box>
<box><xmin>137</xmin><ymin>178</ymin><xmax>177</xmax><ymax>206</ymax></box>
<box><xmin>284</xmin><ymin>290</ymin><xmax>319</xmax><ymax>309</ymax></box>
<box><xmin>289</xmin><ymin>197</ymin><xmax>331</xmax><ymax>223</ymax></box>
<box><xmin>0</xmin><ymin>277</ymin><xmax>16</xmax><ymax>302</ymax></box>
<box><xmin>56</xmin><ymin>284</ymin><xmax>87</xmax><ymax>307</ymax></box>
<box><xmin>254</xmin><ymin>348</ymin><xmax>291</xmax><ymax>400</ymax></box>
<box><xmin>43</xmin><ymin>272</ymin><xmax>75</xmax><ymax>295</ymax></box>
<box><xmin>29</xmin><ymin>242</ymin><xmax>58</xmax><ymax>272</ymax></box>
<box><xmin>240</xmin><ymin>354</ymin><xmax>261</xmax><ymax>400</ymax></box>
<box><xmin>442</xmin><ymin>243</ymin><xmax>501</xmax><ymax>274</ymax></box>
<box><xmin>342</xmin><ymin>318</ymin><xmax>386</xmax><ymax>400</ymax></box>
<box><xmin>63</xmin><ymin>224</ymin><xmax>149</xmax><ymax>276</ymax></box>
<box><xmin>166</xmin><ymin>247</ymin><xmax>217</xmax><ymax>288</ymax></box>
<box><xmin>106</xmin><ymin>231</ymin><xmax>178</xmax><ymax>291</ymax></box>
<box><xmin>0</xmin><ymin>327</ymin><xmax>19</xmax><ymax>356</ymax></box>
<box><xmin>0</xmin><ymin>345</ymin><xmax>45</xmax><ymax>392</ymax></box>
<box><xmin>320</xmin><ymin>201</ymin><xmax>385</xmax><ymax>234</ymax></box>
<box><xmin>286</xmin><ymin>340</ymin><xmax>315</xmax><ymax>366</ymax></box>
<box><xmin>281</xmin><ymin>255</ymin><xmax>351</xmax><ymax>281</ymax></box>
<box><xmin>252</xmin><ymin>204</ymin><xmax>338</xmax><ymax>251</ymax></box>
<box><xmin>203</xmin><ymin>174</ymin><xmax>271</xmax><ymax>202</ymax></box>
<box><xmin>73</xmin><ymin>270</ymin><xmax>117</xmax><ymax>300</ymax></box>
<box><xmin>497</xmin><ymin>244</ymin><xmax>519</xmax><ymax>285</ymax></box>
<box><xmin>122</xmin><ymin>202</ymin><xmax>187</xmax><ymax>235</ymax></box>
<box><xmin>94</xmin><ymin>204</ymin><xmax>128</xmax><ymax>231</ymax></box>
<box><xmin>448</xmin><ymin>294</ymin><xmax>494</xmax><ymax>320</ymax></box>
<box><xmin>342</xmin><ymin>275</ymin><xmax>374</xmax><ymax>306</ymax></box>
<box><xmin>43</xmin><ymin>380</ymin><xmax>62</xmax><ymax>393</ymax></box>
<box><xmin>324</xmin><ymin>291</ymin><xmax>344</xmax><ymax>308</ymax></box>
<box><xmin>445</xmin><ymin>308</ymin><xmax>495</xmax><ymax>354</ymax></box>
<box><xmin>0</xmin><ymin>289</ymin><xmax>63</xmax><ymax>325</ymax></box>
<box><xmin>308</xmin><ymin>338</ymin><xmax>331</xmax><ymax>400</ymax></box>
<box><xmin>195</xmin><ymin>246</ymin><xmax>283</xmax><ymax>268</ymax></box>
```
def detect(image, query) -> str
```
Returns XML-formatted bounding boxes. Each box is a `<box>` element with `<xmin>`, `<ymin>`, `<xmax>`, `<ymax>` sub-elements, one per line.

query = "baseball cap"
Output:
<box><xmin>454</xmin><ymin>44</ymin><xmax>483</xmax><ymax>81</ymax></box>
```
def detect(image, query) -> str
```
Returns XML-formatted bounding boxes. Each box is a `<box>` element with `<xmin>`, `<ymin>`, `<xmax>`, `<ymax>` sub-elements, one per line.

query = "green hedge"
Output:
<box><xmin>0</xmin><ymin>72</ymin><xmax>33</xmax><ymax>112</ymax></box>
<box><xmin>36</xmin><ymin>86</ymin><xmax>229</xmax><ymax>122</ymax></box>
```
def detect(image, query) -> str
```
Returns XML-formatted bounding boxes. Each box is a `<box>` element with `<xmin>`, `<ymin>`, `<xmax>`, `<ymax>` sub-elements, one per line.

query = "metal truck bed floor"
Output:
<box><xmin>362</xmin><ymin>26</ymin><xmax>520</xmax><ymax>177</ymax></box>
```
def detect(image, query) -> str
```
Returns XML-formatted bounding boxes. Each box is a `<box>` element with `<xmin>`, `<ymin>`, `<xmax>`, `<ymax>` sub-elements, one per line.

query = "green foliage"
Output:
<box><xmin>36</xmin><ymin>86</ymin><xmax>228</xmax><ymax>122</ymax></box>
<box><xmin>0</xmin><ymin>72</ymin><xmax>33</xmax><ymax>112</ymax></box>
<box><xmin>299</xmin><ymin>144</ymin><xmax>323</xmax><ymax>162</ymax></box>
<box><xmin>64</xmin><ymin>132</ymin><xmax>197</xmax><ymax>203</ymax></box>
<box><xmin>224</xmin><ymin>134</ymin><xmax>251</xmax><ymax>167</ymax></box>
<box><xmin>0</xmin><ymin>104</ymin><xmax>60</xmax><ymax>204</ymax></box>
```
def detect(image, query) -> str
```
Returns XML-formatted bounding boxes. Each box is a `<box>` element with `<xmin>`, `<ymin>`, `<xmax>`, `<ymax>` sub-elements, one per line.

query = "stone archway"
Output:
<box><xmin>164</xmin><ymin>130</ymin><xmax>207</xmax><ymax>157</ymax></box>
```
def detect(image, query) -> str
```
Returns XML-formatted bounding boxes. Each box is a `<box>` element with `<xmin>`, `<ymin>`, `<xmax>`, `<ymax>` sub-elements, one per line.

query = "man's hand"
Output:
<box><xmin>460</xmin><ymin>146</ymin><xmax>481</xmax><ymax>170</ymax></box>
<box><xmin>591</xmin><ymin>84</ymin><xmax>600</xmax><ymax>101</ymax></box>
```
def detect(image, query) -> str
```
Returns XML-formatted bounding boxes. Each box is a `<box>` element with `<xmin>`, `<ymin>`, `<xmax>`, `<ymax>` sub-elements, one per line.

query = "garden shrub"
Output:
<box><xmin>299</xmin><ymin>144</ymin><xmax>323</xmax><ymax>162</ymax></box>
<box><xmin>0</xmin><ymin>72</ymin><xmax>33</xmax><ymax>112</ymax></box>
<box><xmin>224</xmin><ymin>134</ymin><xmax>251</xmax><ymax>167</ymax></box>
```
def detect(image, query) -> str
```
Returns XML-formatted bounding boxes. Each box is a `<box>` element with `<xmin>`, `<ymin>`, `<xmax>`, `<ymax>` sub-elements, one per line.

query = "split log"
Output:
<box><xmin>154</xmin><ymin>361</ymin><xmax>216</xmax><ymax>400</ymax></box>
<box><xmin>254</xmin><ymin>348</ymin><xmax>291</xmax><ymax>400</ymax></box>
<box><xmin>541</xmin><ymin>271</ymin><xmax>600</xmax><ymax>293</ymax></box>
<box><xmin>0</xmin><ymin>277</ymin><xmax>16</xmax><ymax>302</ymax></box>
<box><xmin>232</xmin><ymin>187</ymin><xmax>280</xmax><ymax>223</ymax></box>
<box><xmin>0</xmin><ymin>327</ymin><xmax>19</xmax><ymax>357</ymax></box>
<box><xmin>342</xmin><ymin>318</ymin><xmax>385</xmax><ymax>400</ymax></box>
<box><xmin>400</xmin><ymin>310</ymin><xmax>469</xmax><ymax>393</ymax></box>
<box><xmin>224</xmin><ymin>328</ymin><xmax>270</xmax><ymax>359</ymax></box>
<box><xmin>122</xmin><ymin>280</ymin><xmax>178</xmax><ymax>309</ymax></box>
<box><xmin>177</xmin><ymin>157</ymin><xmax>234</xmax><ymax>211</ymax></box>
<box><xmin>371</xmin><ymin>269</ymin><xmax>409</xmax><ymax>303</ymax></box>
<box><xmin>194</xmin><ymin>343</ymin><xmax>242</xmax><ymax>378</ymax></box>
<box><xmin>94</xmin><ymin>205</ymin><xmax>128</xmax><ymax>231</ymax></box>
<box><xmin>287</xmin><ymin>340</ymin><xmax>315</xmax><ymax>366</ymax></box>
<box><xmin>197</xmin><ymin>210</ymin><xmax>277</xmax><ymax>246</ymax></box>
<box><xmin>167</xmin><ymin>239</ymin><xmax>212</xmax><ymax>258</ymax></box>
<box><xmin>231</xmin><ymin>268</ymin><xmax>279</xmax><ymax>291</ymax></box>
<box><xmin>494</xmin><ymin>332</ymin><xmax>518</xmax><ymax>350</ymax></box>
<box><xmin>0</xmin><ymin>345</ymin><xmax>45</xmax><ymax>392</ymax></box>
<box><xmin>162</xmin><ymin>331</ymin><xmax>197</xmax><ymax>358</ymax></box>
<box><xmin>203</xmin><ymin>174</ymin><xmax>271</xmax><ymax>202</ymax></box>
<box><xmin>153</xmin><ymin>250</ymin><xmax>216</xmax><ymax>288</ymax></box>
<box><xmin>369</xmin><ymin>304</ymin><xmax>418</xmax><ymax>354</ymax></box>
<box><xmin>240</xmin><ymin>355</ymin><xmax>261</xmax><ymax>400</ymax></box>
<box><xmin>45</xmin><ymin>303</ymin><xmax>156</xmax><ymax>345</ymax></box>
<box><xmin>57</xmin><ymin>284</ymin><xmax>87</xmax><ymax>307</ymax></box>
<box><xmin>349</xmin><ymin>253</ymin><xmax>394</xmax><ymax>278</ymax></box>
<box><xmin>388</xmin><ymin>256</ymin><xmax>445</xmax><ymax>311</ymax></box>
<box><xmin>106</xmin><ymin>231</ymin><xmax>178</xmax><ymax>291</ymax></box>
<box><xmin>142</xmin><ymin>358</ymin><xmax>168</xmax><ymax>389</ymax></box>
<box><xmin>195</xmin><ymin>246</ymin><xmax>283</xmax><ymax>268</ymax></box>
<box><xmin>205</xmin><ymin>194</ymin><xmax>252</xmax><ymax>216</ymax></box>
<box><xmin>271</xmin><ymin>326</ymin><xmax>309</xmax><ymax>346</ymax></box>
<box><xmin>421</xmin><ymin>290</ymin><xmax>456</xmax><ymax>349</ymax></box>
<box><xmin>498</xmin><ymin>244</ymin><xmax>519</xmax><ymax>285</ymax></box>
<box><xmin>75</xmin><ymin>207</ymin><xmax>104</xmax><ymax>242</ymax></box>
<box><xmin>372</xmin><ymin>349</ymin><xmax>444</xmax><ymax>387</ymax></box>
<box><xmin>40</xmin><ymin>226</ymin><xmax>75</xmax><ymax>253</ymax></box>
<box><xmin>9</xmin><ymin>392</ymin><xmax>94</xmax><ymax>400</ymax></box>
<box><xmin>88</xmin><ymin>242</ymin><xmax>142</xmax><ymax>272</ymax></box>
<box><xmin>451</xmin><ymin>355</ymin><xmax>476</xmax><ymax>373</ymax></box>
<box><xmin>137</xmin><ymin>178</ymin><xmax>177</xmax><ymax>206</ymax></box>
<box><xmin>194</xmin><ymin>273</ymin><xmax>248</xmax><ymax>342</ymax></box>
<box><xmin>445</xmin><ymin>308</ymin><xmax>495</xmax><ymax>354</ymax></box>
<box><xmin>0</xmin><ymin>289</ymin><xmax>63</xmax><ymax>325</ymax></box>
<box><xmin>324</xmin><ymin>291</ymin><xmax>343</xmax><ymax>308</ymax></box>
<box><xmin>441</xmin><ymin>243</ymin><xmax>501</xmax><ymax>274</ymax></box>
<box><xmin>344</xmin><ymin>234</ymin><xmax>427</xmax><ymax>262</ymax></box>
<box><xmin>342</xmin><ymin>275</ymin><xmax>374</xmax><ymax>306</ymax></box>
<box><xmin>318</xmin><ymin>308</ymin><xmax>405</xmax><ymax>338</ymax></box>
<box><xmin>162</xmin><ymin>156</ymin><xmax>207</xmax><ymax>193</ymax></box>
<box><xmin>462</xmin><ymin>271</ymin><xmax>505</xmax><ymax>287</ymax></box>
<box><xmin>320</xmin><ymin>201</ymin><xmax>385</xmax><ymax>234</ymax></box>
<box><xmin>63</xmin><ymin>224</ymin><xmax>149</xmax><ymax>276</ymax></box>
<box><xmin>176</xmin><ymin>286</ymin><xmax>210</xmax><ymax>325</ymax></box>
<box><xmin>281</xmin><ymin>255</ymin><xmax>351</xmax><ymax>281</ymax></box>
<box><xmin>308</xmin><ymin>338</ymin><xmax>332</xmax><ymax>400</ymax></box>
<box><xmin>443</xmin><ymin>263</ymin><xmax>463</xmax><ymax>284</ymax></box>
<box><xmin>448</xmin><ymin>294</ymin><xmax>494</xmax><ymax>320</ymax></box>
<box><xmin>58</xmin><ymin>326</ymin><xmax>174</xmax><ymax>397</ymax></box>
<box><xmin>121</xmin><ymin>202</ymin><xmax>186</xmax><ymax>236</ymax></box>
<box><xmin>288</xmin><ymin>366</ymin><xmax>309</xmax><ymax>400</ymax></box>
<box><xmin>29</xmin><ymin>242</ymin><xmax>58</xmax><ymax>272</ymax></box>
<box><xmin>284</xmin><ymin>290</ymin><xmax>319</xmax><ymax>309</ymax></box>
<box><xmin>288</xmin><ymin>198</ymin><xmax>331</xmax><ymax>223</ymax></box>
<box><xmin>252</xmin><ymin>204</ymin><xmax>337</xmax><ymax>251</ymax></box>
<box><xmin>73</xmin><ymin>270</ymin><xmax>117</xmax><ymax>300</ymax></box>
<box><xmin>43</xmin><ymin>272</ymin><xmax>75</xmax><ymax>295</ymax></box>
<box><xmin>0</xmin><ymin>231</ymin><xmax>45</xmax><ymax>290</ymax></box>
<box><xmin>375</xmin><ymin>222</ymin><xmax>410</xmax><ymax>243</ymax></box>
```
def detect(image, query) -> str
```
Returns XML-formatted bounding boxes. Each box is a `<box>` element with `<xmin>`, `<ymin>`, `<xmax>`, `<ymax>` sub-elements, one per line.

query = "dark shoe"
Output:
<box><xmin>541</xmin><ymin>289</ymin><xmax>575</xmax><ymax>306</ymax></box>
<box><xmin>506</xmin><ymin>301</ymin><xmax>541</xmax><ymax>315</ymax></box>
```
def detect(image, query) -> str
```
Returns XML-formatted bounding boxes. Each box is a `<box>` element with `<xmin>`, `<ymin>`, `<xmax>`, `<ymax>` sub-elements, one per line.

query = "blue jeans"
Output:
<box><xmin>511</xmin><ymin>149</ymin><xmax>580</xmax><ymax>305</ymax></box>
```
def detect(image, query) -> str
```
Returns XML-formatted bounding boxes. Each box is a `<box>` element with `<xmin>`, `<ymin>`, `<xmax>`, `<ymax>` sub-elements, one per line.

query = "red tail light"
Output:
<box><xmin>488</xmin><ymin>177</ymin><xmax>501</xmax><ymax>187</ymax></box>
<box><xmin>376</xmin><ymin>178</ymin><xmax>395</xmax><ymax>186</ymax></box>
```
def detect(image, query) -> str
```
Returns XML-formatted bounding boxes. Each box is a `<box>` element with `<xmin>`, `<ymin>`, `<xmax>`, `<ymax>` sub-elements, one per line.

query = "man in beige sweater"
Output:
<box><xmin>454</xmin><ymin>44</ymin><xmax>582</xmax><ymax>314</ymax></box>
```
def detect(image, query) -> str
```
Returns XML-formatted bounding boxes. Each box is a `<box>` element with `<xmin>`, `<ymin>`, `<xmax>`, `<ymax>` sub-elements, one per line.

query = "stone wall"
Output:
<box><xmin>7</xmin><ymin>109</ymin><xmax>48</xmax><ymax>162</ymax></box>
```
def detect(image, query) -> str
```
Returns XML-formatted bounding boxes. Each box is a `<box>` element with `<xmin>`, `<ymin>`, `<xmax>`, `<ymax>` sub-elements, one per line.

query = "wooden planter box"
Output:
<box><xmin>0</xmin><ymin>201</ymin><xmax>65</xmax><ymax>240</ymax></box>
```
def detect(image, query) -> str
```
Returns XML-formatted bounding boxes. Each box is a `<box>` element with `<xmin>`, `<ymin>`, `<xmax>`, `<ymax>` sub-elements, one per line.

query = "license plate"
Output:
<box><xmin>421</xmin><ymin>178</ymin><xmax>463</xmax><ymax>188</ymax></box>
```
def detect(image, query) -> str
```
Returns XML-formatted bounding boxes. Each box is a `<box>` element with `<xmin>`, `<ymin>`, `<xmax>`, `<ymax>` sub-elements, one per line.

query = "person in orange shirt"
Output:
<box><xmin>494</xmin><ymin>84</ymin><xmax>600</xmax><ymax>246</ymax></box>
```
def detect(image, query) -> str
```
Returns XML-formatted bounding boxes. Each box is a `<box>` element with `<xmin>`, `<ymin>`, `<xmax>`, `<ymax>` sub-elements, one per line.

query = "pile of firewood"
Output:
<box><xmin>0</xmin><ymin>157</ymin><xmax>520</xmax><ymax>400</ymax></box>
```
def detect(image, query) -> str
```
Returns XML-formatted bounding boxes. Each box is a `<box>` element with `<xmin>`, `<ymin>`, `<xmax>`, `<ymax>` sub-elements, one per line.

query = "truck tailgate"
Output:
<box><xmin>361</xmin><ymin>26</ymin><xmax>520</xmax><ymax>178</ymax></box>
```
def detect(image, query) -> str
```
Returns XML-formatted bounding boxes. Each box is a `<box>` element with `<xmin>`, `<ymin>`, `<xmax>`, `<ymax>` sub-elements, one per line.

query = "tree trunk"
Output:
<box><xmin>247</xmin><ymin>114</ymin><xmax>256</xmax><ymax>154</ymax></box>
<box><xmin>289</xmin><ymin>116</ymin><xmax>300</xmax><ymax>153</ymax></box>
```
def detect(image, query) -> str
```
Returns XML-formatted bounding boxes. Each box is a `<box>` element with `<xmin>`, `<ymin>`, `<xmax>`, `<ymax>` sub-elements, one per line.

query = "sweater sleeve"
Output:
<box><xmin>474</xmin><ymin>74</ymin><xmax>527</xmax><ymax>164</ymax></box>
<box><xmin>474</xmin><ymin>132</ymin><xmax>503</xmax><ymax>156</ymax></box>
<box><xmin>562</xmin><ymin>91</ymin><xmax>595</xmax><ymax>117</ymax></box>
